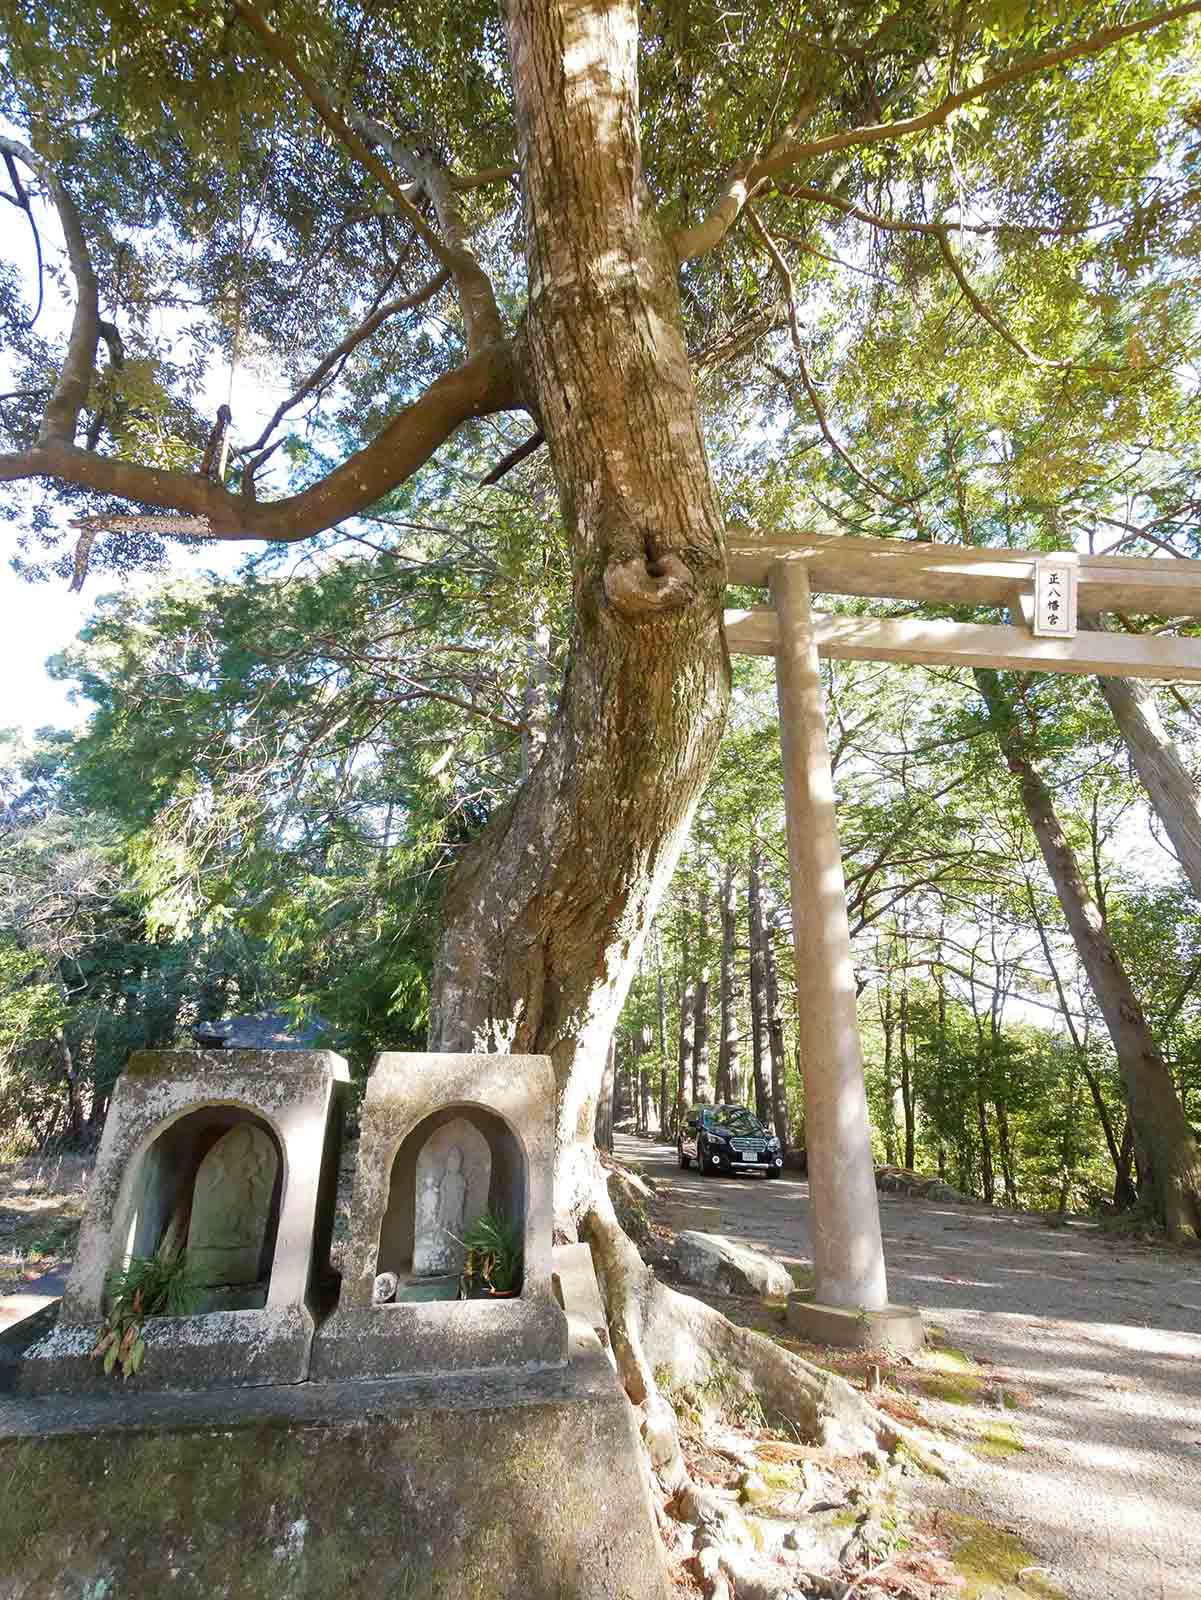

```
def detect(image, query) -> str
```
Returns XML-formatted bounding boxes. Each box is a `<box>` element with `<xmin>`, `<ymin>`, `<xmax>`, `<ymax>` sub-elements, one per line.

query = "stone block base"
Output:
<box><xmin>311</xmin><ymin>1293</ymin><xmax>568</xmax><ymax>1382</ymax></box>
<box><xmin>786</xmin><ymin>1295</ymin><xmax>924</xmax><ymax>1353</ymax></box>
<box><xmin>17</xmin><ymin>1304</ymin><xmax>315</xmax><ymax>1395</ymax></box>
<box><xmin>1</xmin><ymin>1331</ymin><xmax>667</xmax><ymax>1600</ymax></box>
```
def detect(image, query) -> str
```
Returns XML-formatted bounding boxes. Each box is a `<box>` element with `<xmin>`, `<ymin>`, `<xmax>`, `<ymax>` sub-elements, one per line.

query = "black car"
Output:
<box><xmin>678</xmin><ymin>1104</ymin><xmax>783</xmax><ymax>1178</ymax></box>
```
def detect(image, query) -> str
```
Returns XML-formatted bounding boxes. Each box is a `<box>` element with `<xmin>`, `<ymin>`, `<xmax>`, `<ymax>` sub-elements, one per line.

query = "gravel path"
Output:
<box><xmin>617</xmin><ymin>1133</ymin><xmax>1201</xmax><ymax>1600</ymax></box>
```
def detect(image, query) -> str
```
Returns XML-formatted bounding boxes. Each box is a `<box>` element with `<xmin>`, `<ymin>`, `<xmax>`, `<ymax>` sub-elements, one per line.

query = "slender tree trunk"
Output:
<box><xmin>878</xmin><ymin>976</ymin><xmax>896</xmax><ymax>1165</ymax></box>
<box><xmin>57</xmin><ymin>1030</ymin><xmax>85</xmax><ymax>1146</ymax></box>
<box><xmin>763</xmin><ymin>916</ymin><xmax>790</xmax><ymax>1152</ymax></box>
<box><xmin>977</xmin><ymin>668</ymin><xmax>1201</xmax><ymax>1238</ymax></box>
<box><xmin>1088</xmin><ymin>625</ymin><xmax>1201</xmax><ymax>900</ymax></box>
<box><xmin>716</xmin><ymin>864</ymin><xmax>739</xmax><ymax>1103</ymax></box>
<box><xmin>692</xmin><ymin>881</ymin><xmax>712</xmax><ymax>1104</ymax></box>
<box><xmin>429</xmin><ymin>1</ymin><xmax>730</xmax><ymax>1222</ymax></box>
<box><xmin>654</xmin><ymin>933</ymin><xmax>669</xmax><ymax>1137</ymax></box>
<box><xmin>675</xmin><ymin>979</ymin><xmax>695</xmax><ymax>1132</ymax></box>
<box><xmin>747</xmin><ymin>846</ymin><xmax>772</xmax><ymax>1123</ymax></box>
<box><xmin>975</xmin><ymin>1076</ymin><xmax>995</xmax><ymax>1203</ymax></box>
<box><xmin>995</xmin><ymin>1097</ymin><xmax>1017</xmax><ymax>1205</ymax></box>
<box><xmin>596</xmin><ymin>1037</ymin><xmax>615</xmax><ymax>1153</ymax></box>
<box><xmin>899</xmin><ymin>981</ymin><xmax>915</xmax><ymax>1170</ymax></box>
<box><xmin>1058</xmin><ymin>1051</ymin><xmax>1081</xmax><ymax>1214</ymax></box>
<box><xmin>1024</xmin><ymin>873</ymin><xmax>1136</xmax><ymax>1204</ymax></box>
<box><xmin>1115</xmin><ymin>1118</ymin><xmax>1137</xmax><ymax>1208</ymax></box>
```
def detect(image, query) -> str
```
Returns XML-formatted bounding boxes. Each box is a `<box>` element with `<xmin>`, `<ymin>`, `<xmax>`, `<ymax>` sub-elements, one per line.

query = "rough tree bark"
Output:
<box><xmin>428</xmin><ymin>0</ymin><xmax>730</xmax><ymax>1221</ymax></box>
<box><xmin>422</xmin><ymin>2</ymin><xmax>913</xmax><ymax>1497</ymax></box>
<box><xmin>977</xmin><ymin>669</ymin><xmax>1201</xmax><ymax>1239</ymax></box>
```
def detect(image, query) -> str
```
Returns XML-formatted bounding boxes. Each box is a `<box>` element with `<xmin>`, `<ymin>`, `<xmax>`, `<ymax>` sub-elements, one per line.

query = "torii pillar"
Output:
<box><xmin>771</xmin><ymin>560</ymin><xmax>923</xmax><ymax>1350</ymax></box>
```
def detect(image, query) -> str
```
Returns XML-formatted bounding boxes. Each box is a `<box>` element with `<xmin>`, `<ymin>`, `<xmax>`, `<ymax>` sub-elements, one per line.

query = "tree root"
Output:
<box><xmin>584</xmin><ymin>1195</ymin><xmax>910</xmax><ymax>1450</ymax></box>
<box><xmin>574</xmin><ymin>1177</ymin><xmax>948</xmax><ymax>1598</ymax></box>
<box><xmin>580</xmin><ymin>1191</ymin><xmax>943</xmax><ymax>1468</ymax></box>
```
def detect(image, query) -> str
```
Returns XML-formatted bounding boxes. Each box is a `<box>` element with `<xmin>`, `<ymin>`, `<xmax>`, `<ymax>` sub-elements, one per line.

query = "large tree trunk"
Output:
<box><xmin>977</xmin><ymin>669</ymin><xmax>1201</xmax><ymax>1239</ymax></box>
<box><xmin>426</xmin><ymin>3</ymin><xmax>913</xmax><ymax>1510</ymax></box>
<box><xmin>429</xmin><ymin>0</ymin><xmax>729</xmax><ymax>1222</ymax></box>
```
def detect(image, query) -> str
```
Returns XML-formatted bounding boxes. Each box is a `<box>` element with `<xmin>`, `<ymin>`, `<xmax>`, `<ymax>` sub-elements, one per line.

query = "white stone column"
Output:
<box><xmin>771</xmin><ymin>559</ymin><xmax>889</xmax><ymax>1311</ymax></box>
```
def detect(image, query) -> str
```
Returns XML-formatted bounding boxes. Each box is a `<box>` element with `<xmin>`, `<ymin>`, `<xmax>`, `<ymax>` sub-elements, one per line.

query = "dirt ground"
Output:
<box><xmin>618</xmin><ymin>1132</ymin><xmax>1201</xmax><ymax>1600</ymax></box>
<box><xmin>0</xmin><ymin>1155</ymin><xmax>90</xmax><ymax>1298</ymax></box>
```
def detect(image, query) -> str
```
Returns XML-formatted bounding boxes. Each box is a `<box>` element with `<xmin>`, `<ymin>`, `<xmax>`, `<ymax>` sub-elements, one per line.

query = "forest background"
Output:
<box><xmin>3</xmin><ymin>0</ymin><xmax>1201</xmax><ymax>1233</ymax></box>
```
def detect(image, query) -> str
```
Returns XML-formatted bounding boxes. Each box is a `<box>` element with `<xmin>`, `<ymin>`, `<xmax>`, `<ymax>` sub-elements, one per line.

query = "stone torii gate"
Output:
<box><xmin>724</xmin><ymin>532</ymin><xmax>1201</xmax><ymax>1350</ymax></box>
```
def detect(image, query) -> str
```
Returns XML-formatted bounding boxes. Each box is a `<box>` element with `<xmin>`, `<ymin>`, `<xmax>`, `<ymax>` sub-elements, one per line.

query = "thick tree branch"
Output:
<box><xmin>691</xmin><ymin>301</ymin><xmax>790</xmax><ymax>376</ymax></box>
<box><xmin>2</xmin><ymin>345</ymin><xmax>518</xmax><ymax>542</ymax></box>
<box><xmin>0</xmin><ymin>135</ymin><xmax>99</xmax><ymax>446</ymax></box>
<box><xmin>450</xmin><ymin>163</ymin><xmax>519</xmax><ymax>191</ymax></box>
<box><xmin>345</xmin><ymin>110</ymin><xmax>505</xmax><ymax>351</ymax></box>
<box><xmin>931</xmin><ymin>227</ymin><xmax>1128</xmax><ymax>374</ymax></box>
<box><xmin>229</xmin><ymin>2</ymin><xmax>504</xmax><ymax>354</ymax></box>
<box><xmin>1</xmin><ymin>150</ymin><xmax>45</xmax><ymax>328</ymax></box>
<box><xmin>674</xmin><ymin>2</ymin><xmax>1201</xmax><ymax>261</ymax></box>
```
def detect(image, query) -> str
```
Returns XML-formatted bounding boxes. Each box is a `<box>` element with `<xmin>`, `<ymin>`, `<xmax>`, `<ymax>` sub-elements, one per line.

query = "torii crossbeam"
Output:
<box><xmin>724</xmin><ymin>534</ymin><xmax>1201</xmax><ymax>1351</ymax></box>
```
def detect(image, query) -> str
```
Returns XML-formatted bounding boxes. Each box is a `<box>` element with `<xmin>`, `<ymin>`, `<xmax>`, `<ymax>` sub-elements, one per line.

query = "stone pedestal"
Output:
<box><xmin>787</xmin><ymin>1293</ymin><xmax>925</xmax><ymax>1353</ymax></box>
<box><xmin>1</xmin><ymin>1324</ymin><xmax>667</xmax><ymax>1600</ymax></box>
<box><xmin>313</xmin><ymin>1052</ymin><xmax>568</xmax><ymax>1381</ymax></box>
<box><xmin>19</xmin><ymin>1049</ymin><xmax>348</xmax><ymax>1395</ymax></box>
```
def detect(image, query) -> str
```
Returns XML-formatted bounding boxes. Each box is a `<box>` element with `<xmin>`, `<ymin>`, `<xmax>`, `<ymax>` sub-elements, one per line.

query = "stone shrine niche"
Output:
<box><xmin>376</xmin><ymin>1105</ymin><xmax>518</xmax><ymax>1301</ymax></box>
<box><xmin>118</xmin><ymin>1106</ymin><xmax>284</xmax><ymax>1314</ymax></box>
<box><xmin>312</xmin><ymin>1052</ymin><xmax>569</xmax><ymax>1383</ymax></box>
<box><xmin>19</xmin><ymin>1048</ymin><xmax>349</xmax><ymax>1395</ymax></box>
<box><xmin>185</xmin><ymin>1122</ymin><xmax>281</xmax><ymax>1307</ymax></box>
<box><xmin>411</xmin><ymin>1119</ymin><xmax>490</xmax><ymax>1278</ymax></box>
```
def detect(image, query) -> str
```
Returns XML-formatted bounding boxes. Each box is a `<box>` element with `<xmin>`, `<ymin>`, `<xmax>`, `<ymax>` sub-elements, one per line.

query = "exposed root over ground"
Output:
<box><xmin>574</xmin><ymin>1167</ymin><xmax>953</xmax><ymax>1599</ymax></box>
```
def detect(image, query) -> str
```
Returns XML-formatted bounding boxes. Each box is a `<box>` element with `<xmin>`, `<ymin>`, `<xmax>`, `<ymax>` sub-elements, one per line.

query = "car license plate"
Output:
<box><xmin>740</xmin><ymin>1152</ymin><xmax>755</xmax><ymax>1162</ymax></box>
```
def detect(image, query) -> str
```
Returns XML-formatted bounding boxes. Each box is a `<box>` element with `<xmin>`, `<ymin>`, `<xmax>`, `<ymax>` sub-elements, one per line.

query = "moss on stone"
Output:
<box><xmin>944</xmin><ymin>1512</ymin><xmax>1066</xmax><ymax>1599</ymax></box>
<box><xmin>1</xmin><ymin>1395</ymin><xmax>664</xmax><ymax>1599</ymax></box>
<box><xmin>973</xmin><ymin>1422</ymin><xmax>1026</xmax><ymax>1460</ymax></box>
<box><xmin>915</xmin><ymin>1344</ymin><xmax>984</xmax><ymax>1404</ymax></box>
<box><xmin>755</xmin><ymin>1461</ymin><xmax>804</xmax><ymax>1491</ymax></box>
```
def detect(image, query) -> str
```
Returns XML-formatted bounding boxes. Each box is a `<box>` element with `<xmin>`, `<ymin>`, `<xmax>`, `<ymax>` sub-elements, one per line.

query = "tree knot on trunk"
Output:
<box><xmin>604</xmin><ymin>551</ymin><xmax>698</xmax><ymax>619</ymax></box>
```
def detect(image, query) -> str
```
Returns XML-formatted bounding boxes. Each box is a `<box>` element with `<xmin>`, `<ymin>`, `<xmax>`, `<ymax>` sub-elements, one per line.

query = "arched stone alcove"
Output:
<box><xmin>312</xmin><ymin>1052</ymin><xmax>566</xmax><ymax>1381</ymax></box>
<box><xmin>376</xmin><ymin>1105</ymin><xmax>525</xmax><ymax>1298</ymax></box>
<box><xmin>21</xmin><ymin>1048</ymin><xmax>348</xmax><ymax>1394</ymax></box>
<box><xmin>119</xmin><ymin>1106</ymin><xmax>284</xmax><ymax>1312</ymax></box>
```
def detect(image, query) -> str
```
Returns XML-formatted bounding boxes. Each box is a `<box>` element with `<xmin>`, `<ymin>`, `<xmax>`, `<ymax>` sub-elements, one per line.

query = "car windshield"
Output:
<box><xmin>701</xmin><ymin>1108</ymin><xmax>763</xmax><ymax>1135</ymax></box>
